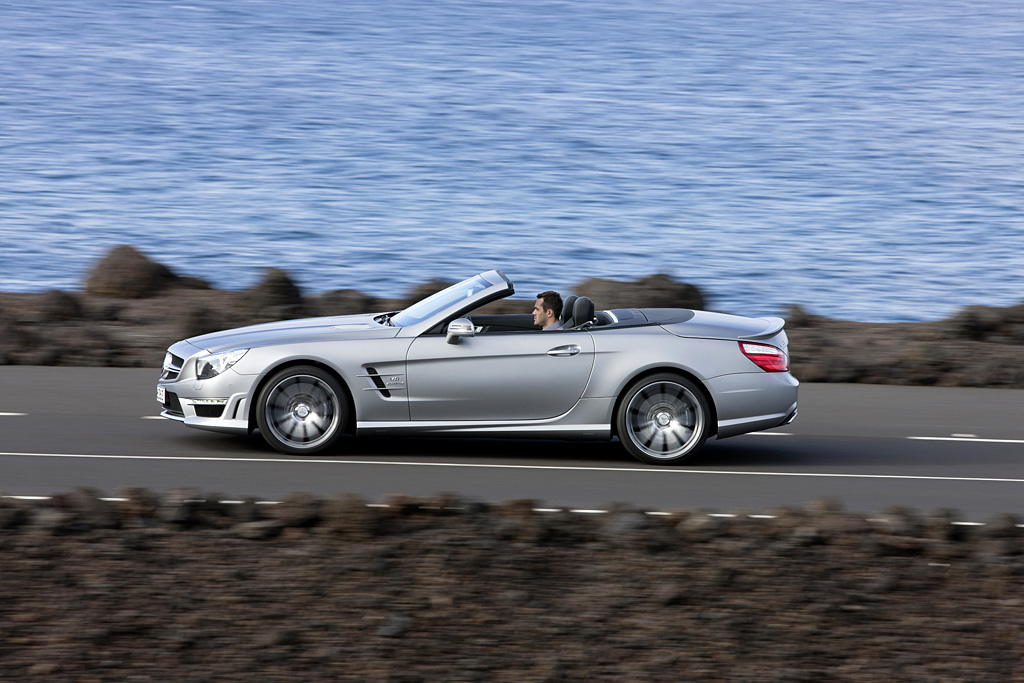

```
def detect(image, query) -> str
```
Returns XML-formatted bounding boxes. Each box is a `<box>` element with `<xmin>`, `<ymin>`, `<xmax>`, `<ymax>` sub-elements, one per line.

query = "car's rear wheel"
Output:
<box><xmin>256</xmin><ymin>366</ymin><xmax>348</xmax><ymax>455</ymax></box>
<box><xmin>616</xmin><ymin>373</ymin><xmax>710</xmax><ymax>465</ymax></box>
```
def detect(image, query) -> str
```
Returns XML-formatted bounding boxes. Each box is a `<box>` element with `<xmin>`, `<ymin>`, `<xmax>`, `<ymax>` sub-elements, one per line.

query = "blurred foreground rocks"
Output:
<box><xmin>1</xmin><ymin>490</ymin><xmax>1022</xmax><ymax>681</ymax></box>
<box><xmin>2</xmin><ymin>245</ymin><xmax>1023</xmax><ymax>388</ymax></box>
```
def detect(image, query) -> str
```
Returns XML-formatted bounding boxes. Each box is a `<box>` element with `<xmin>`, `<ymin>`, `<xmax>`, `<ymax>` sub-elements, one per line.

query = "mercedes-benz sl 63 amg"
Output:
<box><xmin>157</xmin><ymin>271</ymin><xmax>798</xmax><ymax>464</ymax></box>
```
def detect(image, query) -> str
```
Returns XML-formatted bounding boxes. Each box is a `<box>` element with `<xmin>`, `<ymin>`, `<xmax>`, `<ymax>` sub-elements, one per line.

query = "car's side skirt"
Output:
<box><xmin>356</xmin><ymin>421</ymin><xmax>612</xmax><ymax>440</ymax></box>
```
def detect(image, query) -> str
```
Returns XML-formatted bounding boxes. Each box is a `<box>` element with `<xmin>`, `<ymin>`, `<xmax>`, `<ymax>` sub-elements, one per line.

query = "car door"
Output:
<box><xmin>405</xmin><ymin>330</ymin><xmax>595</xmax><ymax>421</ymax></box>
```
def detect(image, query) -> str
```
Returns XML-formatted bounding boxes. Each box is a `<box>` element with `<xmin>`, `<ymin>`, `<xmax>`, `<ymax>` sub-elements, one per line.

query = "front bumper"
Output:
<box><xmin>158</xmin><ymin>342</ymin><xmax>257</xmax><ymax>435</ymax></box>
<box><xmin>159</xmin><ymin>387</ymin><xmax>252</xmax><ymax>435</ymax></box>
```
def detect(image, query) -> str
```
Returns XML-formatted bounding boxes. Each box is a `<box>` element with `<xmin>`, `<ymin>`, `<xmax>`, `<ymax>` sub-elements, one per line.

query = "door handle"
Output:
<box><xmin>547</xmin><ymin>345</ymin><xmax>581</xmax><ymax>357</ymax></box>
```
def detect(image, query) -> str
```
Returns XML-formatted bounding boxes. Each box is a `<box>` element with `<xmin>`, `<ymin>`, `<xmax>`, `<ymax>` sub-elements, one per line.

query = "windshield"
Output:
<box><xmin>390</xmin><ymin>275</ymin><xmax>494</xmax><ymax>327</ymax></box>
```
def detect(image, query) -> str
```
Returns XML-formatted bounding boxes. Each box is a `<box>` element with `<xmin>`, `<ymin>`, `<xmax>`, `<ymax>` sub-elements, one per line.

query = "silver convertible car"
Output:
<box><xmin>157</xmin><ymin>271</ymin><xmax>798</xmax><ymax>465</ymax></box>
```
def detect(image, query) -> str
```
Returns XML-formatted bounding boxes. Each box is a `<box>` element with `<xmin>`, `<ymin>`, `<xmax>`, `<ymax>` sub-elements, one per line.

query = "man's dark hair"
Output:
<box><xmin>536</xmin><ymin>290</ymin><xmax>563</xmax><ymax>319</ymax></box>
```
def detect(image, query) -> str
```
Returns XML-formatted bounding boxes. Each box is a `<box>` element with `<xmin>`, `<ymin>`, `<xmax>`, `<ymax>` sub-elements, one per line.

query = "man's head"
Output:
<box><xmin>533</xmin><ymin>290</ymin><xmax>563</xmax><ymax>328</ymax></box>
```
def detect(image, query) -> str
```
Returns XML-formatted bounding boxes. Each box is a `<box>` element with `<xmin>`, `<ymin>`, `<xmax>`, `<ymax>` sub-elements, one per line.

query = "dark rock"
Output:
<box><xmin>234</xmin><ymin>519</ymin><xmax>285</xmax><ymax>540</ymax></box>
<box><xmin>85</xmin><ymin>245</ymin><xmax>178</xmax><ymax>299</ymax></box>
<box><xmin>863</xmin><ymin>533</ymin><xmax>929</xmax><ymax>556</ymax></box>
<box><xmin>248</xmin><ymin>268</ymin><xmax>304</xmax><ymax>319</ymax></box>
<box><xmin>321</xmin><ymin>494</ymin><xmax>376</xmax><ymax>539</ymax></box>
<box><xmin>783</xmin><ymin>304</ymin><xmax>825</xmax><ymax>328</ymax></box>
<box><xmin>116</xmin><ymin>487</ymin><xmax>160</xmax><ymax>521</ymax></box>
<box><xmin>28</xmin><ymin>508</ymin><xmax>75</xmax><ymax>533</ymax></box>
<box><xmin>254</xmin><ymin>628</ymin><xmax>301</xmax><ymax>648</ymax></box>
<box><xmin>67</xmin><ymin>487</ymin><xmax>119</xmax><ymax>529</ymax></box>
<box><xmin>574</xmin><ymin>273</ymin><xmax>705</xmax><ymax>310</ymax></box>
<box><xmin>981</xmin><ymin>513</ymin><xmax>1022</xmax><ymax>539</ymax></box>
<box><xmin>789</xmin><ymin>526</ymin><xmax>825</xmax><ymax>546</ymax></box>
<box><xmin>677</xmin><ymin>513</ymin><xmax>726</xmax><ymax>542</ymax></box>
<box><xmin>315</xmin><ymin>289</ymin><xmax>377</xmax><ymax>316</ymax></box>
<box><xmin>0</xmin><ymin>499</ymin><xmax>30</xmax><ymax>529</ymax></box>
<box><xmin>375</xmin><ymin>612</ymin><xmax>413</xmax><ymax>638</ymax></box>
<box><xmin>601</xmin><ymin>510</ymin><xmax>650</xmax><ymax>545</ymax></box>
<box><xmin>176</xmin><ymin>305</ymin><xmax>221</xmax><ymax>339</ymax></box>
<box><xmin>879</xmin><ymin>505</ymin><xmax>926</xmax><ymax>538</ymax></box>
<box><xmin>39</xmin><ymin>290</ymin><xmax>83</xmax><ymax>321</ymax></box>
<box><xmin>156</xmin><ymin>488</ymin><xmax>203</xmax><ymax>527</ymax></box>
<box><xmin>948</xmin><ymin>305</ymin><xmax>1003</xmax><ymax>341</ymax></box>
<box><xmin>653</xmin><ymin>583</ymin><xmax>691</xmax><ymax>607</ymax></box>
<box><xmin>492</xmin><ymin>499</ymin><xmax>546</xmax><ymax>543</ymax></box>
<box><xmin>924</xmin><ymin>508</ymin><xmax>969</xmax><ymax>542</ymax></box>
<box><xmin>228</xmin><ymin>497</ymin><xmax>265</xmax><ymax>523</ymax></box>
<box><xmin>176</xmin><ymin>276</ymin><xmax>211</xmax><ymax>290</ymax></box>
<box><xmin>270</xmin><ymin>493</ymin><xmax>322</xmax><ymax>528</ymax></box>
<box><xmin>27</xmin><ymin>662</ymin><xmax>61</xmax><ymax>676</ymax></box>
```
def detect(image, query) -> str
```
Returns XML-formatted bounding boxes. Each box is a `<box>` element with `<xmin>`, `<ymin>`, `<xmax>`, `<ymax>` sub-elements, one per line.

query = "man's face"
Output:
<box><xmin>533</xmin><ymin>298</ymin><xmax>553</xmax><ymax>328</ymax></box>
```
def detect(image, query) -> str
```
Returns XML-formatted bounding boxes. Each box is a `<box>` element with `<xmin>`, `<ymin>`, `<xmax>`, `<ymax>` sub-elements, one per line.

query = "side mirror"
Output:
<box><xmin>446</xmin><ymin>318</ymin><xmax>475</xmax><ymax>345</ymax></box>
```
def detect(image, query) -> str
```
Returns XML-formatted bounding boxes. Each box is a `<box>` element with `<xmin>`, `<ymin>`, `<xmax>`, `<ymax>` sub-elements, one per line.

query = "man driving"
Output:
<box><xmin>533</xmin><ymin>291</ymin><xmax>564</xmax><ymax>331</ymax></box>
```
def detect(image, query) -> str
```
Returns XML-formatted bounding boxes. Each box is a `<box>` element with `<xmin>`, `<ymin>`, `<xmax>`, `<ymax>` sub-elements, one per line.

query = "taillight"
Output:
<box><xmin>739</xmin><ymin>342</ymin><xmax>789</xmax><ymax>372</ymax></box>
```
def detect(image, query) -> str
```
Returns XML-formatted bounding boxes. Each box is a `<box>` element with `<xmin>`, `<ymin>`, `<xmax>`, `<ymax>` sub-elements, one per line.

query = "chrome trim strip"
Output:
<box><xmin>718</xmin><ymin>412</ymin><xmax>790</xmax><ymax>429</ymax></box>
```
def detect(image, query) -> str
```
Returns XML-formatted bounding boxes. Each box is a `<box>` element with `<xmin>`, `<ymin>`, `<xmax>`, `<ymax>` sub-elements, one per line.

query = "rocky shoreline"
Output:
<box><xmin>1</xmin><ymin>246</ymin><xmax>1022</xmax><ymax>388</ymax></box>
<box><xmin>1</xmin><ymin>490</ymin><xmax>1022</xmax><ymax>681</ymax></box>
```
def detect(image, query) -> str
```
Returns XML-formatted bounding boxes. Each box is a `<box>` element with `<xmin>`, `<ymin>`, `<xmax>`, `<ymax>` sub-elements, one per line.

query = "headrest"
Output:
<box><xmin>572</xmin><ymin>297</ymin><xmax>595</xmax><ymax>327</ymax></box>
<box><xmin>561</xmin><ymin>295</ymin><xmax>578</xmax><ymax>325</ymax></box>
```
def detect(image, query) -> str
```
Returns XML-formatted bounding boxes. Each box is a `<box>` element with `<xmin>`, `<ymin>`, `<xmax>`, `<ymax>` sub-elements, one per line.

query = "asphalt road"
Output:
<box><xmin>1</xmin><ymin>367</ymin><xmax>1022</xmax><ymax>520</ymax></box>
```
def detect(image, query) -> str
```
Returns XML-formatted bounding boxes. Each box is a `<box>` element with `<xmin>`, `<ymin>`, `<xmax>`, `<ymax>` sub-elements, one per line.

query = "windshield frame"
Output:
<box><xmin>390</xmin><ymin>271</ymin><xmax>514</xmax><ymax>334</ymax></box>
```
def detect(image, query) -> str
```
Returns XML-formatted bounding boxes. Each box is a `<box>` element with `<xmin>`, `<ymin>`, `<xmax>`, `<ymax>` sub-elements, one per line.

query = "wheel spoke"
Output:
<box><xmin>277</xmin><ymin>416</ymin><xmax>301</xmax><ymax>439</ymax></box>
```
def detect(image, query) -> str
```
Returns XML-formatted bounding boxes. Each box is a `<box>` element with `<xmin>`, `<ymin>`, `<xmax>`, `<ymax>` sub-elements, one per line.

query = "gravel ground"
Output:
<box><xmin>1</xmin><ymin>491</ymin><xmax>1022</xmax><ymax>682</ymax></box>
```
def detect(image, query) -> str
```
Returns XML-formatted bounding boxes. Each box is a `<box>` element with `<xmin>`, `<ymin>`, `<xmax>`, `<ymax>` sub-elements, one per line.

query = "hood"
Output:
<box><xmin>186</xmin><ymin>313</ymin><xmax>399</xmax><ymax>353</ymax></box>
<box><xmin>656</xmin><ymin>310</ymin><xmax>787</xmax><ymax>343</ymax></box>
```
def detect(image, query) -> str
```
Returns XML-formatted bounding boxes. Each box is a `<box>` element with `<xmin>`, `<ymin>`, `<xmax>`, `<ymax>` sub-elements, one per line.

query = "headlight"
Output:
<box><xmin>195</xmin><ymin>349</ymin><xmax>248</xmax><ymax>380</ymax></box>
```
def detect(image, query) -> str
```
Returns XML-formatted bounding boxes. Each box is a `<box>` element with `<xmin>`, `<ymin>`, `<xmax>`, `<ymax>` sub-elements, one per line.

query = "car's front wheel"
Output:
<box><xmin>256</xmin><ymin>365</ymin><xmax>348</xmax><ymax>455</ymax></box>
<box><xmin>616</xmin><ymin>373</ymin><xmax>710</xmax><ymax>465</ymax></box>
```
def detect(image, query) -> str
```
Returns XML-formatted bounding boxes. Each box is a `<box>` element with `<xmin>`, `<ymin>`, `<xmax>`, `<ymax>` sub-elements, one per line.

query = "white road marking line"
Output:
<box><xmin>2</xmin><ymin>450</ymin><xmax>1024</xmax><ymax>484</ymax></box>
<box><xmin>908</xmin><ymin>436</ymin><xmax>1024</xmax><ymax>445</ymax></box>
<box><xmin>0</xmin><ymin>412</ymin><xmax>28</xmax><ymax>417</ymax></box>
<box><xmin>141</xmin><ymin>416</ymin><xmax>166</xmax><ymax>420</ymax></box>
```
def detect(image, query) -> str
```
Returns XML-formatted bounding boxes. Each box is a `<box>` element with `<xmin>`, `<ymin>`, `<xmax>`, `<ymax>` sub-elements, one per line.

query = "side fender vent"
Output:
<box><xmin>365</xmin><ymin>367</ymin><xmax>392</xmax><ymax>398</ymax></box>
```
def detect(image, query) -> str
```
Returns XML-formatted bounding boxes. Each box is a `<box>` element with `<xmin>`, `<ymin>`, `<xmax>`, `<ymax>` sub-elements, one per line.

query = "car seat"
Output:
<box><xmin>560</xmin><ymin>295</ymin><xmax>578</xmax><ymax>328</ymax></box>
<box><xmin>569</xmin><ymin>297</ymin><xmax>596</xmax><ymax>329</ymax></box>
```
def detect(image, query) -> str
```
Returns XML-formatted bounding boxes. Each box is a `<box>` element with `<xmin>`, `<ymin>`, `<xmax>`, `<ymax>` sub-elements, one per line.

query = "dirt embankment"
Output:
<box><xmin>1</xmin><ymin>490</ymin><xmax>1022</xmax><ymax>682</ymax></box>
<box><xmin>2</xmin><ymin>245</ymin><xmax>1022</xmax><ymax>388</ymax></box>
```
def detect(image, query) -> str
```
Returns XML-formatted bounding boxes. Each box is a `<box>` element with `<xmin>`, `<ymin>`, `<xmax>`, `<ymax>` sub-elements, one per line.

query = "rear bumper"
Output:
<box><xmin>706</xmin><ymin>372</ymin><xmax>799</xmax><ymax>439</ymax></box>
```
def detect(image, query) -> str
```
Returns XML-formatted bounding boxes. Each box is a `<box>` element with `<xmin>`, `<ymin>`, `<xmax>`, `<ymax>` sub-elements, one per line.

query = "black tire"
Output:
<box><xmin>256</xmin><ymin>365</ymin><xmax>348</xmax><ymax>455</ymax></box>
<box><xmin>616</xmin><ymin>373</ymin><xmax>710</xmax><ymax>465</ymax></box>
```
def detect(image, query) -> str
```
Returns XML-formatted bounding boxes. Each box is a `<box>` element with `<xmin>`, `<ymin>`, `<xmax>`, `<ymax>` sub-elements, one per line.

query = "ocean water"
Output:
<box><xmin>1</xmin><ymin>0</ymin><xmax>1022</xmax><ymax>322</ymax></box>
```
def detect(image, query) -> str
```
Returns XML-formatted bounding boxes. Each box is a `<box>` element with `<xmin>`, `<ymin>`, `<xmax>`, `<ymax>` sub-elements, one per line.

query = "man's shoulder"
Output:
<box><xmin>544</xmin><ymin>321</ymin><xmax>565</xmax><ymax>331</ymax></box>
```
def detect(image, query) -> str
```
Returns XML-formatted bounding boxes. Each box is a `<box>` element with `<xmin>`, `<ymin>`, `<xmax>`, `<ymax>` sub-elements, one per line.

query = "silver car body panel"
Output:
<box><xmin>406</xmin><ymin>331</ymin><xmax>596</xmax><ymax>421</ymax></box>
<box><xmin>157</xmin><ymin>270</ymin><xmax>798</xmax><ymax>448</ymax></box>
